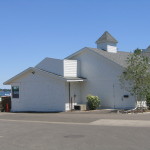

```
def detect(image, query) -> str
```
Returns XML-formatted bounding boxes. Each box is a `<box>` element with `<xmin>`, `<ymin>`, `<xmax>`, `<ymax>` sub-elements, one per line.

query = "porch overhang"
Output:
<box><xmin>65</xmin><ymin>77</ymin><xmax>86</xmax><ymax>82</ymax></box>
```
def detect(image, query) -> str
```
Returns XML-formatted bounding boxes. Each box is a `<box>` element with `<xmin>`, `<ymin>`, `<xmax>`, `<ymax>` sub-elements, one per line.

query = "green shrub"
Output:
<box><xmin>146</xmin><ymin>92</ymin><xmax>150</xmax><ymax>109</ymax></box>
<box><xmin>86</xmin><ymin>95</ymin><xmax>100</xmax><ymax>110</ymax></box>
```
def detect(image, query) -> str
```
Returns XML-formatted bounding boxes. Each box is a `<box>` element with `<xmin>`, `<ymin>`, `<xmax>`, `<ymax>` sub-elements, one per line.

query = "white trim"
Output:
<box><xmin>66</xmin><ymin>80</ymin><xmax>84</xmax><ymax>82</ymax></box>
<box><xmin>3</xmin><ymin>67</ymin><xmax>33</xmax><ymax>85</ymax></box>
<box><xmin>4</xmin><ymin>67</ymin><xmax>86</xmax><ymax>85</ymax></box>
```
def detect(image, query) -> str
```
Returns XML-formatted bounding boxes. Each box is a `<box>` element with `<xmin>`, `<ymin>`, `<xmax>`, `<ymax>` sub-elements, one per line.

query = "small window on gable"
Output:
<box><xmin>12</xmin><ymin>86</ymin><xmax>19</xmax><ymax>98</ymax></box>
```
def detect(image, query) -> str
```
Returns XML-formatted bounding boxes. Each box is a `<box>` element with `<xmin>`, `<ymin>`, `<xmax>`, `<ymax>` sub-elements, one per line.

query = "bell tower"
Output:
<box><xmin>96</xmin><ymin>31</ymin><xmax>118</xmax><ymax>53</ymax></box>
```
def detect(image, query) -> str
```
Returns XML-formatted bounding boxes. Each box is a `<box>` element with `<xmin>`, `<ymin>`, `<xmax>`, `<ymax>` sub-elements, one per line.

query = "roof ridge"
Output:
<box><xmin>87</xmin><ymin>47</ymin><xmax>130</xmax><ymax>54</ymax></box>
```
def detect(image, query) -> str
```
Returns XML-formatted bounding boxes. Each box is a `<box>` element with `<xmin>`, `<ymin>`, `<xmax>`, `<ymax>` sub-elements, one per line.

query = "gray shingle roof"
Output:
<box><xmin>87</xmin><ymin>47</ymin><xmax>130</xmax><ymax>68</ymax></box>
<box><xmin>147</xmin><ymin>45</ymin><xmax>150</xmax><ymax>50</ymax></box>
<box><xmin>96</xmin><ymin>31</ymin><xmax>118</xmax><ymax>44</ymax></box>
<box><xmin>142</xmin><ymin>51</ymin><xmax>150</xmax><ymax>57</ymax></box>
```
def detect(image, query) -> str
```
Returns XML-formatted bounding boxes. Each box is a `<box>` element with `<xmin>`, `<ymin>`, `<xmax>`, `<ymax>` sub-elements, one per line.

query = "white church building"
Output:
<box><xmin>4</xmin><ymin>31</ymin><xmax>149</xmax><ymax>112</ymax></box>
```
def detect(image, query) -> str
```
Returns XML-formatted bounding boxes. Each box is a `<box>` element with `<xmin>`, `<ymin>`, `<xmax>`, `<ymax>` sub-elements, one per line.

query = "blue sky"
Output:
<box><xmin>0</xmin><ymin>0</ymin><xmax>150</xmax><ymax>88</ymax></box>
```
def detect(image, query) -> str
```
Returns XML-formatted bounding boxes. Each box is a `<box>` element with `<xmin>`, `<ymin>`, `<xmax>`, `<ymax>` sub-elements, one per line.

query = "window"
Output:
<box><xmin>12</xmin><ymin>86</ymin><xmax>19</xmax><ymax>98</ymax></box>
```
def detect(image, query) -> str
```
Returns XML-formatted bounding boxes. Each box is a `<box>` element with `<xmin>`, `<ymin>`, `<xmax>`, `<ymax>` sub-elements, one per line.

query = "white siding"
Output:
<box><xmin>70</xmin><ymin>49</ymin><xmax>136</xmax><ymax>109</ymax></box>
<box><xmin>63</xmin><ymin>60</ymin><xmax>77</xmax><ymax>77</ymax></box>
<box><xmin>35</xmin><ymin>58</ymin><xmax>64</xmax><ymax>76</ymax></box>
<box><xmin>10</xmin><ymin>71</ymin><xmax>66</xmax><ymax>112</ymax></box>
<box><xmin>35</xmin><ymin>58</ymin><xmax>78</xmax><ymax>77</ymax></box>
<box><xmin>97</xmin><ymin>43</ymin><xmax>117</xmax><ymax>53</ymax></box>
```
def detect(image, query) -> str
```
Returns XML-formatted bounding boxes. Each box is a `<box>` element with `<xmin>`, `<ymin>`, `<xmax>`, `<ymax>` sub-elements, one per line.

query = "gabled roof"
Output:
<box><xmin>142</xmin><ymin>51</ymin><xmax>150</xmax><ymax>57</ymax></box>
<box><xmin>96</xmin><ymin>31</ymin><xmax>118</xmax><ymax>44</ymax></box>
<box><xmin>4</xmin><ymin>67</ymin><xmax>34</xmax><ymax>85</ymax></box>
<box><xmin>147</xmin><ymin>45</ymin><xmax>150</xmax><ymax>49</ymax></box>
<box><xmin>89</xmin><ymin>48</ymin><xmax>130</xmax><ymax>67</ymax></box>
<box><xmin>66</xmin><ymin>47</ymin><xmax>130</xmax><ymax>68</ymax></box>
<box><xmin>3</xmin><ymin>67</ymin><xmax>86</xmax><ymax>85</ymax></box>
<box><xmin>141</xmin><ymin>46</ymin><xmax>150</xmax><ymax>56</ymax></box>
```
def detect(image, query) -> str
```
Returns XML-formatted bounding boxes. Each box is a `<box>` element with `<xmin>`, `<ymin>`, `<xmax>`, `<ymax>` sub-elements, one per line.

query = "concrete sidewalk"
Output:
<box><xmin>90</xmin><ymin>119</ymin><xmax>150</xmax><ymax>127</ymax></box>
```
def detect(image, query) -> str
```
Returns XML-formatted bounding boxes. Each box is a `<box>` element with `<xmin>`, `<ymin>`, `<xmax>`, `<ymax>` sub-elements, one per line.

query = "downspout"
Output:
<box><xmin>113</xmin><ymin>84</ymin><xmax>115</xmax><ymax>108</ymax></box>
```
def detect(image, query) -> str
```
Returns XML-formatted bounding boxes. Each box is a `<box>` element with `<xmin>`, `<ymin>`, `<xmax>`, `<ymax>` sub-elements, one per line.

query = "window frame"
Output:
<box><xmin>12</xmin><ymin>86</ymin><xmax>19</xmax><ymax>98</ymax></box>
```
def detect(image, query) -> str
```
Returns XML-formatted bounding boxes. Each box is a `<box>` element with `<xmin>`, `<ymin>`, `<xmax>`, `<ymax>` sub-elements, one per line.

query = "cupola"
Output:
<box><xmin>96</xmin><ymin>31</ymin><xmax>118</xmax><ymax>53</ymax></box>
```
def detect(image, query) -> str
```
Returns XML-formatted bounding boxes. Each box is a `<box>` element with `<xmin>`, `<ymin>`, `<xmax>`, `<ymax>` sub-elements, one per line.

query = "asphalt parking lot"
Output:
<box><xmin>0</xmin><ymin>112</ymin><xmax>150</xmax><ymax>150</ymax></box>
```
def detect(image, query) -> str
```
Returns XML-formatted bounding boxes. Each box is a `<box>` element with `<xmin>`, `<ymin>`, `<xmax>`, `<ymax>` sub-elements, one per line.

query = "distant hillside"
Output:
<box><xmin>0</xmin><ymin>90</ymin><xmax>11</xmax><ymax>97</ymax></box>
<box><xmin>0</xmin><ymin>89</ymin><xmax>11</xmax><ymax>92</ymax></box>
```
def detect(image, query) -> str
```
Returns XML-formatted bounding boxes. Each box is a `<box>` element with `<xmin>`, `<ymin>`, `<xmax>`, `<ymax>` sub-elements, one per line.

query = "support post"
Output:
<box><xmin>68</xmin><ymin>82</ymin><xmax>71</xmax><ymax>110</ymax></box>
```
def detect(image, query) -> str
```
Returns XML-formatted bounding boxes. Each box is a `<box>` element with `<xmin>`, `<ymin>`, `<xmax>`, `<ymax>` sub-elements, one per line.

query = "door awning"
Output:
<box><xmin>65</xmin><ymin>77</ymin><xmax>86</xmax><ymax>82</ymax></box>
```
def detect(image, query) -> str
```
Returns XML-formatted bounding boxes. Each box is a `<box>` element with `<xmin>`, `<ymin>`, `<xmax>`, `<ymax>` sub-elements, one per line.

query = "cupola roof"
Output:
<box><xmin>96</xmin><ymin>31</ymin><xmax>118</xmax><ymax>44</ymax></box>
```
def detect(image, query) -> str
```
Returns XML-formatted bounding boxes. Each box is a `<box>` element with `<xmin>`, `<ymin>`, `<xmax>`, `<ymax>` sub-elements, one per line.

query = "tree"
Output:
<box><xmin>120</xmin><ymin>49</ymin><xmax>150</xmax><ymax>106</ymax></box>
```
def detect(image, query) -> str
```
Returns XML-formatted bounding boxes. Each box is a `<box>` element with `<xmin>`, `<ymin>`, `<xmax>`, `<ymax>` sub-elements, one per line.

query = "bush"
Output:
<box><xmin>146</xmin><ymin>92</ymin><xmax>150</xmax><ymax>109</ymax></box>
<box><xmin>86</xmin><ymin>95</ymin><xmax>100</xmax><ymax>110</ymax></box>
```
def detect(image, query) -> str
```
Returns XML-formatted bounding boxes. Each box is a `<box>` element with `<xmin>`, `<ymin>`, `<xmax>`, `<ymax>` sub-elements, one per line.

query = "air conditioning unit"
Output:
<box><xmin>74</xmin><ymin>104</ymin><xmax>87</xmax><ymax>111</ymax></box>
